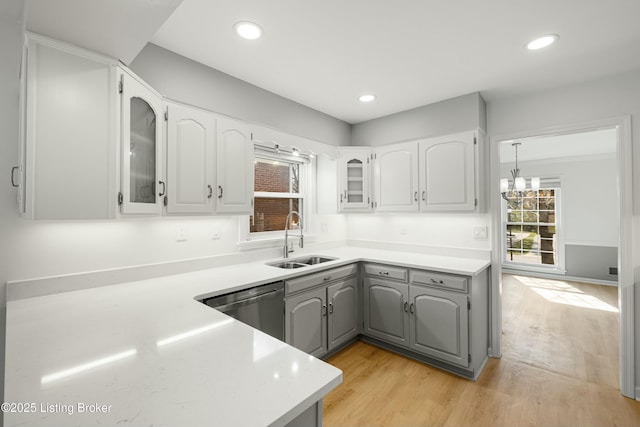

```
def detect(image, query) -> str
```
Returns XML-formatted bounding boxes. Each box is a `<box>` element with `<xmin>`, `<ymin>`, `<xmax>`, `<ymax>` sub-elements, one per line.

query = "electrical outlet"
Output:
<box><xmin>400</xmin><ymin>224</ymin><xmax>408</xmax><ymax>235</ymax></box>
<box><xmin>176</xmin><ymin>226</ymin><xmax>187</xmax><ymax>242</ymax></box>
<box><xmin>472</xmin><ymin>225</ymin><xmax>488</xmax><ymax>239</ymax></box>
<box><xmin>211</xmin><ymin>230</ymin><xmax>221</xmax><ymax>240</ymax></box>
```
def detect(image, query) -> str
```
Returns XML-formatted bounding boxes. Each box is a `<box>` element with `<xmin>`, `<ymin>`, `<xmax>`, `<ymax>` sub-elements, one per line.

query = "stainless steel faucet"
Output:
<box><xmin>283</xmin><ymin>210</ymin><xmax>303</xmax><ymax>258</ymax></box>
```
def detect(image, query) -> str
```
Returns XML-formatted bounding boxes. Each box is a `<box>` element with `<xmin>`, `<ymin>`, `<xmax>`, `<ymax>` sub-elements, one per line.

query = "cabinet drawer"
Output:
<box><xmin>410</xmin><ymin>270</ymin><xmax>468</xmax><ymax>292</ymax></box>
<box><xmin>363</xmin><ymin>264</ymin><xmax>408</xmax><ymax>282</ymax></box>
<box><xmin>286</xmin><ymin>264</ymin><xmax>358</xmax><ymax>295</ymax></box>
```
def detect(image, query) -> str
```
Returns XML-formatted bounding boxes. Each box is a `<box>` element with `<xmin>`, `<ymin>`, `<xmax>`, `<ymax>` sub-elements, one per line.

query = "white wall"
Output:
<box><xmin>346</xmin><ymin>214</ymin><xmax>491</xmax><ymax>252</ymax></box>
<box><xmin>350</xmin><ymin>92</ymin><xmax>486</xmax><ymax>146</ymax></box>
<box><xmin>500</xmin><ymin>156</ymin><xmax>618</xmax><ymax>246</ymax></box>
<box><xmin>1</xmin><ymin>0</ymin><xmax>26</xmax><ymax>409</ymax></box>
<box><xmin>130</xmin><ymin>43</ymin><xmax>351</xmax><ymax>147</ymax></box>
<box><xmin>487</xmin><ymin>68</ymin><xmax>640</xmax><ymax>391</ymax></box>
<box><xmin>4</xmin><ymin>214</ymin><xmax>347</xmax><ymax>283</ymax></box>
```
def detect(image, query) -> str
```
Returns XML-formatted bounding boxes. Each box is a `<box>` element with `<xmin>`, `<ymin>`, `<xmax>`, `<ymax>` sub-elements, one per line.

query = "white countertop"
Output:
<box><xmin>4</xmin><ymin>246</ymin><xmax>490</xmax><ymax>427</ymax></box>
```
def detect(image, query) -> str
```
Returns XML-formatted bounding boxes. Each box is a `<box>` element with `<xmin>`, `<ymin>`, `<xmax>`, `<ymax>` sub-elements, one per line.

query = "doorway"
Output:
<box><xmin>490</xmin><ymin>117</ymin><xmax>634</xmax><ymax>398</ymax></box>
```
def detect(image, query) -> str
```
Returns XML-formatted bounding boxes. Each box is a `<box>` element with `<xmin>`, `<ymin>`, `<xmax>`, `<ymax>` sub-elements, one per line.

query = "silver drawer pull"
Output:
<box><xmin>403</xmin><ymin>301</ymin><xmax>408</xmax><ymax>312</ymax></box>
<box><xmin>430</xmin><ymin>278</ymin><xmax>444</xmax><ymax>284</ymax></box>
<box><xmin>409</xmin><ymin>303</ymin><xmax>414</xmax><ymax>314</ymax></box>
<box><xmin>379</xmin><ymin>271</ymin><xmax>389</xmax><ymax>276</ymax></box>
<box><xmin>323</xmin><ymin>276</ymin><xmax>332</xmax><ymax>281</ymax></box>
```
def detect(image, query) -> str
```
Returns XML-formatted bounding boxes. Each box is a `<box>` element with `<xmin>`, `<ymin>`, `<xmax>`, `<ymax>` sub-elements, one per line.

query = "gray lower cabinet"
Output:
<box><xmin>327</xmin><ymin>277</ymin><xmax>359</xmax><ymax>350</ymax></box>
<box><xmin>285</xmin><ymin>264</ymin><xmax>359</xmax><ymax>358</ymax></box>
<box><xmin>285</xmin><ymin>287</ymin><xmax>327</xmax><ymax>358</ymax></box>
<box><xmin>409</xmin><ymin>285</ymin><xmax>469</xmax><ymax>367</ymax></box>
<box><xmin>362</xmin><ymin>263</ymin><xmax>488</xmax><ymax>377</ymax></box>
<box><xmin>363</xmin><ymin>277</ymin><xmax>409</xmax><ymax>348</ymax></box>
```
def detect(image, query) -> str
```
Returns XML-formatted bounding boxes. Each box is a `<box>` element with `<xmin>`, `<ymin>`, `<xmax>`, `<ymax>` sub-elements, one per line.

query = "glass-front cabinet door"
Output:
<box><xmin>119</xmin><ymin>69</ymin><xmax>163</xmax><ymax>214</ymax></box>
<box><xmin>338</xmin><ymin>148</ymin><xmax>371</xmax><ymax>212</ymax></box>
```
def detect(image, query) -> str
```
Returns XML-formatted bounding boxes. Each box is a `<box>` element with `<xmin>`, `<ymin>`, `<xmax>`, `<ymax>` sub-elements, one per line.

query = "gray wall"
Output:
<box><xmin>565</xmin><ymin>245</ymin><xmax>618</xmax><ymax>282</ymax></box>
<box><xmin>130</xmin><ymin>43</ymin><xmax>351</xmax><ymax>146</ymax></box>
<box><xmin>0</xmin><ymin>0</ymin><xmax>26</xmax><ymax>418</ymax></box>
<box><xmin>350</xmin><ymin>92</ymin><xmax>486</xmax><ymax>146</ymax></box>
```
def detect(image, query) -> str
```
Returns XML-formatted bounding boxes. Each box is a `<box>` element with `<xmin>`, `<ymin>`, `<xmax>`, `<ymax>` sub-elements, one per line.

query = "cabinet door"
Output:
<box><xmin>216</xmin><ymin>116</ymin><xmax>254</xmax><ymax>213</ymax></box>
<box><xmin>363</xmin><ymin>278</ymin><xmax>409</xmax><ymax>347</ymax></box>
<box><xmin>165</xmin><ymin>103</ymin><xmax>216</xmax><ymax>214</ymax></box>
<box><xmin>419</xmin><ymin>131</ymin><xmax>476</xmax><ymax>211</ymax></box>
<box><xmin>22</xmin><ymin>37</ymin><xmax>116</xmax><ymax>219</ymax></box>
<box><xmin>120</xmin><ymin>70</ymin><xmax>164</xmax><ymax>215</ymax></box>
<box><xmin>327</xmin><ymin>277</ymin><xmax>359</xmax><ymax>351</ymax></box>
<box><xmin>338</xmin><ymin>149</ymin><xmax>371</xmax><ymax>211</ymax></box>
<box><xmin>409</xmin><ymin>285</ymin><xmax>469</xmax><ymax>367</ymax></box>
<box><xmin>285</xmin><ymin>287</ymin><xmax>327</xmax><ymax>358</ymax></box>
<box><xmin>374</xmin><ymin>142</ymin><xmax>419</xmax><ymax>212</ymax></box>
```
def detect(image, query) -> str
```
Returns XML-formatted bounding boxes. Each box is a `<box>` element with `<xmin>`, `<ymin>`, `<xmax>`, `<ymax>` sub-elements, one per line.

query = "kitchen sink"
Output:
<box><xmin>266</xmin><ymin>255</ymin><xmax>338</xmax><ymax>269</ymax></box>
<box><xmin>290</xmin><ymin>256</ymin><xmax>336</xmax><ymax>265</ymax></box>
<box><xmin>268</xmin><ymin>261</ymin><xmax>309</xmax><ymax>269</ymax></box>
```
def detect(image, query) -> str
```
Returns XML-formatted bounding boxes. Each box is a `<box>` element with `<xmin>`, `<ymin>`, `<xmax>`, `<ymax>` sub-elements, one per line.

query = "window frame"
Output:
<box><xmin>501</xmin><ymin>178</ymin><xmax>565</xmax><ymax>274</ymax></box>
<box><xmin>238</xmin><ymin>150</ymin><xmax>314</xmax><ymax>248</ymax></box>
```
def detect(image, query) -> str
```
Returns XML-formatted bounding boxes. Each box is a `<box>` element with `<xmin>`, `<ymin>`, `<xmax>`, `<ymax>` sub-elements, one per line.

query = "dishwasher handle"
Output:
<box><xmin>208</xmin><ymin>288</ymin><xmax>283</xmax><ymax>313</ymax></box>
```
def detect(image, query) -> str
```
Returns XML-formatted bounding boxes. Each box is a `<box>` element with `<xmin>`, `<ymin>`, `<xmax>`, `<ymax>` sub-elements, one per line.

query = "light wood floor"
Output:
<box><xmin>322</xmin><ymin>274</ymin><xmax>640</xmax><ymax>427</ymax></box>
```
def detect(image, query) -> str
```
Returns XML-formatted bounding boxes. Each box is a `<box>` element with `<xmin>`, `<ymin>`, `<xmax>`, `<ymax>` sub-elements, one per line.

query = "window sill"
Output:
<box><xmin>237</xmin><ymin>234</ymin><xmax>316</xmax><ymax>251</ymax></box>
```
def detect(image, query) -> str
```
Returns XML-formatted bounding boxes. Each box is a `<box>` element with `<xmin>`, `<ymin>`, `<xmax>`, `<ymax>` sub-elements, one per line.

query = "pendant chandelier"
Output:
<box><xmin>500</xmin><ymin>142</ymin><xmax>540</xmax><ymax>201</ymax></box>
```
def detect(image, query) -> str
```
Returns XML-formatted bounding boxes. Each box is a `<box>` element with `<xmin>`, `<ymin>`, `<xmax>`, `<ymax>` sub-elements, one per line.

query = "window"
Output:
<box><xmin>250</xmin><ymin>158</ymin><xmax>304</xmax><ymax>233</ymax></box>
<box><xmin>503</xmin><ymin>185</ymin><xmax>560</xmax><ymax>268</ymax></box>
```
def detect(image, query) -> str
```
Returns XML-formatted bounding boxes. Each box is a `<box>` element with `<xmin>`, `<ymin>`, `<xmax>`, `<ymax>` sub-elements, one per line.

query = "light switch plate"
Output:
<box><xmin>472</xmin><ymin>225</ymin><xmax>488</xmax><ymax>239</ymax></box>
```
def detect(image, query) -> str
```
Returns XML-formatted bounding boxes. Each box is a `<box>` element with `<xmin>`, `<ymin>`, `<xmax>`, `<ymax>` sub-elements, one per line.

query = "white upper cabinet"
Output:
<box><xmin>119</xmin><ymin>68</ymin><xmax>164</xmax><ymax>215</ymax></box>
<box><xmin>20</xmin><ymin>34</ymin><xmax>117</xmax><ymax>220</ymax></box>
<box><xmin>418</xmin><ymin>131</ymin><xmax>477</xmax><ymax>211</ymax></box>
<box><xmin>373</xmin><ymin>142</ymin><xmax>419</xmax><ymax>212</ymax></box>
<box><xmin>338</xmin><ymin>148</ymin><xmax>372</xmax><ymax>212</ymax></box>
<box><xmin>165</xmin><ymin>102</ymin><xmax>216</xmax><ymax>214</ymax></box>
<box><xmin>215</xmin><ymin>116</ymin><xmax>254</xmax><ymax>214</ymax></box>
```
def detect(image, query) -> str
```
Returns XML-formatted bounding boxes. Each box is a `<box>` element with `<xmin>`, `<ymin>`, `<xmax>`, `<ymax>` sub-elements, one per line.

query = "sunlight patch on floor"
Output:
<box><xmin>512</xmin><ymin>275</ymin><xmax>619</xmax><ymax>313</ymax></box>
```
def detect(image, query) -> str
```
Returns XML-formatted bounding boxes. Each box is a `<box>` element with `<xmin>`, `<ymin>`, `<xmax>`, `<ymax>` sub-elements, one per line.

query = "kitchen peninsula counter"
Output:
<box><xmin>4</xmin><ymin>246</ymin><xmax>490</xmax><ymax>426</ymax></box>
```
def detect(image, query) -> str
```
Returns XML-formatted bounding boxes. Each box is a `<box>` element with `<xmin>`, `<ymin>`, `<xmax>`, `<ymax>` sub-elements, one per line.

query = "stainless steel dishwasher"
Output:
<box><xmin>202</xmin><ymin>281</ymin><xmax>284</xmax><ymax>341</ymax></box>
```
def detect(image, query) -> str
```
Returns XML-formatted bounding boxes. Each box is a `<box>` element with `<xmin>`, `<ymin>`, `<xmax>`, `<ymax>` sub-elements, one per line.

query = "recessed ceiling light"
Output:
<box><xmin>234</xmin><ymin>21</ymin><xmax>263</xmax><ymax>40</ymax></box>
<box><xmin>526</xmin><ymin>34</ymin><xmax>558</xmax><ymax>50</ymax></box>
<box><xmin>359</xmin><ymin>94</ymin><xmax>376</xmax><ymax>103</ymax></box>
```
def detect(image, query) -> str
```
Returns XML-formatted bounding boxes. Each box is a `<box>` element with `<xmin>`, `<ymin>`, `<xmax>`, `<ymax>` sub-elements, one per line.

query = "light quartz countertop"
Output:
<box><xmin>4</xmin><ymin>246</ymin><xmax>490</xmax><ymax>427</ymax></box>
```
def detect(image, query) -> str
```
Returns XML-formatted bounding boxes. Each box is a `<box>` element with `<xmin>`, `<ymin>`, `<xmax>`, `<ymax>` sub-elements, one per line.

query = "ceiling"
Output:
<box><xmin>26</xmin><ymin>0</ymin><xmax>182</xmax><ymax>64</ymax></box>
<box><xmin>26</xmin><ymin>1</ymin><xmax>640</xmax><ymax>124</ymax></box>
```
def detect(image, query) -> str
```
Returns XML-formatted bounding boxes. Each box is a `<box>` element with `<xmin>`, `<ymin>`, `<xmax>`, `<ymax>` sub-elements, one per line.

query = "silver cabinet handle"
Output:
<box><xmin>10</xmin><ymin>166</ymin><xmax>19</xmax><ymax>188</ymax></box>
<box><xmin>218</xmin><ymin>185</ymin><xmax>223</xmax><ymax>199</ymax></box>
<box><xmin>403</xmin><ymin>301</ymin><xmax>408</xmax><ymax>312</ymax></box>
<box><xmin>207</xmin><ymin>185</ymin><xmax>213</xmax><ymax>199</ymax></box>
<box><xmin>430</xmin><ymin>278</ymin><xmax>444</xmax><ymax>284</ymax></box>
<box><xmin>340</xmin><ymin>193</ymin><xmax>343</xmax><ymax>203</ymax></box>
<box><xmin>414</xmin><ymin>191</ymin><xmax>418</xmax><ymax>201</ymax></box>
<box><xmin>322</xmin><ymin>304</ymin><xmax>327</xmax><ymax>316</ymax></box>
<box><xmin>421</xmin><ymin>191</ymin><xmax>426</xmax><ymax>201</ymax></box>
<box><xmin>410</xmin><ymin>303</ymin><xmax>414</xmax><ymax>314</ymax></box>
<box><xmin>329</xmin><ymin>302</ymin><xmax>333</xmax><ymax>314</ymax></box>
<box><xmin>378</xmin><ymin>271</ymin><xmax>389</xmax><ymax>276</ymax></box>
<box><xmin>323</xmin><ymin>276</ymin><xmax>332</xmax><ymax>281</ymax></box>
<box><xmin>158</xmin><ymin>180</ymin><xmax>166</xmax><ymax>196</ymax></box>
